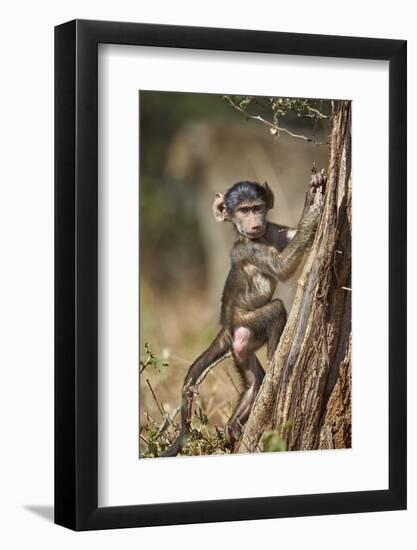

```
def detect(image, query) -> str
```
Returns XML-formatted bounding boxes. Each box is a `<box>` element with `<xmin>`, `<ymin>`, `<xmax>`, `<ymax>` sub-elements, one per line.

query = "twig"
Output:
<box><xmin>223</xmin><ymin>366</ymin><xmax>240</xmax><ymax>395</ymax></box>
<box><xmin>140</xmin><ymin>341</ymin><xmax>168</xmax><ymax>374</ymax></box>
<box><xmin>139</xmin><ymin>356</ymin><xmax>151</xmax><ymax>374</ymax></box>
<box><xmin>146</xmin><ymin>378</ymin><xmax>165</xmax><ymax>417</ymax></box>
<box><xmin>145</xmin><ymin>410</ymin><xmax>157</xmax><ymax>424</ymax></box>
<box><xmin>224</xmin><ymin>96</ymin><xmax>323</xmax><ymax>145</ymax></box>
<box><xmin>304</xmin><ymin>105</ymin><xmax>330</xmax><ymax>119</ymax></box>
<box><xmin>154</xmin><ymin>407</ymin><xmax>179</xmax><ymax>437</ymax></box>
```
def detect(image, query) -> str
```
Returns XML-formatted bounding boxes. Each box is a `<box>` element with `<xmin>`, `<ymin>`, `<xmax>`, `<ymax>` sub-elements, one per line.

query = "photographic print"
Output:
<box><xmin>139</xmin><ymin>91</ymin><xmax>352</xmax><ymax>459</ymax></box>
<box><xmin>55</xmin><ymin>21</ymin><xmax>405</xmax><ymax>530</ymax></box>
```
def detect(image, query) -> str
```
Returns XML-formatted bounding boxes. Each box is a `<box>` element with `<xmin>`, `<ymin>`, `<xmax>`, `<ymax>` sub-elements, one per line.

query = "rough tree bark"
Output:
<box><xmin>238</xmin><ymin>100</ymin><xmax>352</xmax><ymax>453</ymax></box>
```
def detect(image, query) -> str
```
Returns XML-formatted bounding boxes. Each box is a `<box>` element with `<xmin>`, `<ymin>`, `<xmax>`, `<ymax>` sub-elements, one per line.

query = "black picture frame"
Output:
<box><xmin>55</xmin><ymin>19</ymin><xmax>407</xmax><ymax>531</ymax></box>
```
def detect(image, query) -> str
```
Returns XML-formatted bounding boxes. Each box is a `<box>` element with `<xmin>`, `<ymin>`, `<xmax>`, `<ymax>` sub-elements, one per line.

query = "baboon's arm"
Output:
<box><xmin>232</xmin><ymin>203</ymin><xmax>321</xmax><ymax>280</ymax></box>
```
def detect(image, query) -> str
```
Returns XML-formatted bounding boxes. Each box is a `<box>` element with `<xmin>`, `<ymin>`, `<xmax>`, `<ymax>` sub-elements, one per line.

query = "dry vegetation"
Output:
<box><xmin>139</xmin><ymin>338</ymin><xmax>289</xmax><ymax>457</ymax></box>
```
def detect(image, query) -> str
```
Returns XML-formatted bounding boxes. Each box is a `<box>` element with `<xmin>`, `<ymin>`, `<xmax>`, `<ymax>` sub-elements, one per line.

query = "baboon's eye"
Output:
<box><xmin>252</xmin><ymin>205</ymin><xmax>263</xmax><ymax>213</ymax></box>
<box><xmin>239</xmin><ymin>207</ymin><xmax>250</xmax><ymax>214</ymax></box>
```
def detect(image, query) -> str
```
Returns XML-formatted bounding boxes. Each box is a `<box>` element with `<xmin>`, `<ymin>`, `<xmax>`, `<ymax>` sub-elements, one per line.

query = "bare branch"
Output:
<box><xmin>146</xmin><ymin>378</ymin><xmax>165</xmax><ymax>417</ymax></box>
<box><xmin>304</xmin><ymin>105</ymin><xmax>330</xmax><ymax>119</ymax></box>
<box><xmin>224</xmin><ymin>96</ymin><xmax>324</xmax><ymax>145</ymax></box>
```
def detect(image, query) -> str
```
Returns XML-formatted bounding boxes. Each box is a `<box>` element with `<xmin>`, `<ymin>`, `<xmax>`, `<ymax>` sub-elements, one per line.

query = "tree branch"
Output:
<box><xmin>223</xmin><ymin>95</ymin><xmax>324</xmax><ymax>145</ymax></box>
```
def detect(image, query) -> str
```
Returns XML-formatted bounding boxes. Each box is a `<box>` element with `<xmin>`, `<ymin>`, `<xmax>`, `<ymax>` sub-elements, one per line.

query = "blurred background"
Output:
<box><xmin>139</xmin><ymin>91</ymin><xmax>331</xmax><ymax>456</ymax></box>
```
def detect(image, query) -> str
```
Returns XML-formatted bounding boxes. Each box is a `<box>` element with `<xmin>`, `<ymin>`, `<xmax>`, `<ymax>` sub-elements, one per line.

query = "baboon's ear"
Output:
<box><xmin>212</xmin><ymin>193</ymin><xmax>229</xmax><ymax>222</ymax></box>
<box><xmin>263</xmin><ymin>181</ymin><xmax>275</xmax><ymax>209</ymax></box>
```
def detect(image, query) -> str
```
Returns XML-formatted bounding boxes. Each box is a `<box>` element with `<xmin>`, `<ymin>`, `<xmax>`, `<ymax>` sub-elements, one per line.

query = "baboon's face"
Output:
<box><xmin>212</xmin><ymin>184</ymin><xmax>272</xmax><ymax>239</ymax></box>
<box><xmin>232</xmin><ymin>201</ymin><xmax>267</xmax><ymax>239</ymax></box>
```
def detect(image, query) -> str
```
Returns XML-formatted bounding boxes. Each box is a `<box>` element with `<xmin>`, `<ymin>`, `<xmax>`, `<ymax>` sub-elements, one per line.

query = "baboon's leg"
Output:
<box><xmin>161</xmin><ymin>329</ymin><xmax>231</xmax><ymax>457</ymax></box>
<box><xmin>225</xmin><ymin>299</ymin><xmax>287</xmax><ymax>448</ymax></box>
<box><xmin>225</xmin><ymin>353</ymin><xmax>264</xmax><ymax>448</ymax></box>
<box><xmin>179</xmin><ymin>329</ymin><xmax>231</xmax><ymax>429</ymax></box>
<box><xmin>238</xmin><ymin>299</ymin><xmax>286</xmax><ymax>345</ymax></box>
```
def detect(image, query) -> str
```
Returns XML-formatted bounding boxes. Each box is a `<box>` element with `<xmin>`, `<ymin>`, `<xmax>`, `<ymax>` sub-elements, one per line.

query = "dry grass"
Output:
<box><xmin>140</xmin><ymin>381</ymin><xmax>232</xmax><ymax>458</ymax></box>
<box><xmin>139</xmin><ymin>332</ymin><xmax>242</xmax><ymax>457</ymax></box>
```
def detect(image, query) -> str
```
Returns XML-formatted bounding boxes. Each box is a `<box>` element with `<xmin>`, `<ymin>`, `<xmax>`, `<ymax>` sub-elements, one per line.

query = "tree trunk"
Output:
<box><xmin>238</xmin><ymin>101</ymin><xmax>352</xmax><ymax>453</ymax></box>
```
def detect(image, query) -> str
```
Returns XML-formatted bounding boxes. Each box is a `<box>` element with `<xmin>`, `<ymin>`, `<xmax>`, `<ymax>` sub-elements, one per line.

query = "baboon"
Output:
<box><xmin>162</xmin><ymin>171</ymin><xmax>325</xmax><ymax>457</ymax></box>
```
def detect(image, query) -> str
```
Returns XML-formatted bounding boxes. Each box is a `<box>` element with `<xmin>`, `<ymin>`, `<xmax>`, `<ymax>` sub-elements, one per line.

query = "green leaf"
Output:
<box><xmin>262</xmin><ymin>430</ymin><xmax>287</xmax><ymax>452</ymax></box>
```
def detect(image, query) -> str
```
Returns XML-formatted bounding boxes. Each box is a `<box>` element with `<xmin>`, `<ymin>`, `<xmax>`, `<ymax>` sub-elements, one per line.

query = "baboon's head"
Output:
<box><xmin>212</xmin><ymin>181</ymin><xmax>274</xmax><ymax>239</ymax></box>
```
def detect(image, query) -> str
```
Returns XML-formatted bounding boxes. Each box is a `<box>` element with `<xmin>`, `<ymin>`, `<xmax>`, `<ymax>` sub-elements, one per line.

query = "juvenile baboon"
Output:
<box><xmin>162</xmin><ymin>171</ymin><xmax>326</xmax><ymax>457</ymax></box>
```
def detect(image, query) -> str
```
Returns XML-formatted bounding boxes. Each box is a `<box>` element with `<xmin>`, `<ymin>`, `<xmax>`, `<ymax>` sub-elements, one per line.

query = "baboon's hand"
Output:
<box><xmin>304</xmin><ymin>169</ymin><xmax>326</xmax><ymax>211</ymax></box>
<box><xmin>310</xmin><ymin>169</ymin><xmax>327</xmax><ymax>193</ymax></box>
<box><xmin>309</xmin><ymin>169</ymin><xmax>326</xmax><ymax>210</ymax></box>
